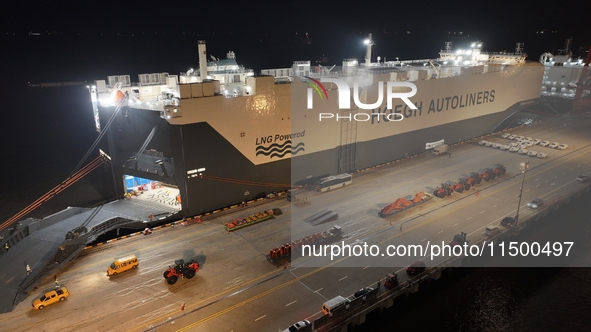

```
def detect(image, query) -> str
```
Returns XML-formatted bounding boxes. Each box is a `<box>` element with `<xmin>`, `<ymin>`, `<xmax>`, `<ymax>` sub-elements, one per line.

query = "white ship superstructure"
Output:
<box><xmin>89</xmin><ymin>36</ymin><xmax>544</xmax><ymax>216</ymax></box>
<box><xmin>538</xmin><ymin>39</ymin><xmax>589</xmax><ymax>112</ymax></box>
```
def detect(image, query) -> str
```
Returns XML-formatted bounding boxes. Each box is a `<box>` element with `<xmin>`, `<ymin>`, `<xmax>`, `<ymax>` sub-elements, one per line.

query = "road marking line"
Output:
<box><xmin>437</xmin><ymin>230</ymin><xmax>443</xmax><ymax>234</ymax></box>
<box><xmin>362</xmin><ymin>265</ymin><xmax>371</xmax><ymax>270</ymax></box>
<box><xmin>536</xmin><ymin>184</ymin><xmax>540</xmax><ymax>187</ymax></box>
<box><xmin>554</xmin><ymin>176</ymin><xmax>557</xmax><ymax>178</ymax></box>
<box><xmin>338</xmin><ymin>276</ymin><xmax>348</xmax><ymax>281</ymax></box>
<box><xmin>535</xmin><ymin>178</ymin><xmax>540</xmax><ymax>181</ymax></box>
<box><xmin>158</xmin><ymin>146</ymin><xmax>591</xmax><ymax>332</ymax></box>
<box><xmin>255</xmin><ymin>315</ymin><xmax>266</xmax><ymax>321</ymax></box>
<box><xmin>285</xmin><ymin>301</ymin><xmax>297</xmax><ymax>307</ymax></box>
<box><xmin>526</xmin><ymin>189</ymin><xmax>530</xmax><ymax>192</ymax></box>
<box><xmin>493</xmin><ymin>205</ymin><xmax>497</xmax><ymax>208</ymax></box>
<box><xmin>421</xmin><ymin>238</ymin><xmax>428</xmax><ymax>242</ymax></box>
<box><xmin>314</xmin><ymin>288</ymin><xmax>323</xmax><ymax>293</ymax></box>
<box><xmin>480</xmin><ymin>210</ymin><xmax>486</xmax><ymax>213</ymax></box>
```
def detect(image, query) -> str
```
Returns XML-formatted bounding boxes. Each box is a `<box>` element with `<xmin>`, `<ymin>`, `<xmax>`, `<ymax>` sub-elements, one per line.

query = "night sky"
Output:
<box><xmin>1</xmin><ymin>0</ymin><xmax>589</xmax><ymax>38</ymax></box>
<box><xmin>0</xmin><ymin>1</ymin><xmax>589</xmax><ymax>85</ymax></box>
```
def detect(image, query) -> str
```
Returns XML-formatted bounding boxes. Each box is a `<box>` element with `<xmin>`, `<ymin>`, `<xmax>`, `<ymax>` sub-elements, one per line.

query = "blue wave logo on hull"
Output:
<box><xmin>256</xmin><ymin>140</ymin><xmax>305</xmax><ymax>159</ymax></box>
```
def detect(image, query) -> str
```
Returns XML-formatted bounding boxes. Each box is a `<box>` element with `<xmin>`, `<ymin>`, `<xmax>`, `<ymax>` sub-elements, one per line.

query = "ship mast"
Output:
<box><xmin>198</xmin><ymin>40</ymin><xmax>208</xmax><ymax>80</ymax></box>
<box><xmin>364</xmin><ymin>34</ymin><xmax>374</xmax><ymax>66</ymax></box>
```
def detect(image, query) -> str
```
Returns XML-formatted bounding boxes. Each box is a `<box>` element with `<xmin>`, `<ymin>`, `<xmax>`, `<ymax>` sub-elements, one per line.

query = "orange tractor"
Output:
<box><xmin>433</xmin><ymin>165</ymin><xmax>506</xmax><ymax>198</ymax></box>
<box><xmin>433</xmin><ymin>183</ymin><xmax>454</xmax><ymax>198</ymax></box>
<box><xmin>163</xmin><ymin>259</ymin><xmax>200</xmax><ymax>285</ymax></box>
<box><xmin>480</xmin><ymin>164</ymin><xmax>506</xmax><ymax>182</ymax></box>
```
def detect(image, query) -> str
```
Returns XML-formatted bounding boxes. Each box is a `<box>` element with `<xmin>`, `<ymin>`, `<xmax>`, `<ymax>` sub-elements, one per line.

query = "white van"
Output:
<box><xmin>322</xmin><ymin>296</ymin><xmax>350</xmax><ymax>317</ymax></box>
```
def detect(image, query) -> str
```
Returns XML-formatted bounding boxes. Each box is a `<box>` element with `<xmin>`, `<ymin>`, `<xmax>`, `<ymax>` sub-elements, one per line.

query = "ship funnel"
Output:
<box><xmin>198</xmin><ymin>40</ymin><xmax>208</xmax><ymax>80</ymax></box>
<box><xmin>364</xmin><ymin>33</ymin><xmax>374</xmax><ymax>66</ymax></box>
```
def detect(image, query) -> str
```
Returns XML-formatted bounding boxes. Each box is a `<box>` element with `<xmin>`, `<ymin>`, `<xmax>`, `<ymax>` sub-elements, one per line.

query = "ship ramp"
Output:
<box><xmin>0</xmin><ymin>198</ymin><xmax>179</xmax><ymax>313</ymax></box>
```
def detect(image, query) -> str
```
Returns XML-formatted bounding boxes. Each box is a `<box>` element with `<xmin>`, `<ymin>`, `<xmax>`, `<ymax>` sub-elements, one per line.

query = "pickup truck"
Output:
<box><xmin>32</xmin><ymin>286</ymin><xmax>70</xmax><ymax>310</ymax></box>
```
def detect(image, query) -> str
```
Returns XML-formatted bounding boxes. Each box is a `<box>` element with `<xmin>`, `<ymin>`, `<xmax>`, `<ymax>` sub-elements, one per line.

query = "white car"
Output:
<box><xmin>532</xmin><ymin>138</ymin><xmax>541</xmax><ymax>145</ymax></box>
<box><xmin>549</xmin><ymin>142</ymin><xmax>560</xmax><ymax>149</ymax></box>
<box><xmin>282</xmin><ymin>320</ymin><xmax>311</xmax><ymax>332</ymax></box>
<box><xmin>537</xmin><ymin>152</ymin><xmax>548</xmax><ymax>159</ymax></box>
<box><xmin>518</xmin><ymin>149</ymin><xmax>529</xmax><ymax>155</ymax></box>
<box><xmin>509</xmin><ymin>146</ymin><xmax>520</xmax><ymax>152</ymax></box>
<box><xmin>523</xmin><ymin>141</ymin><xmax>534</xmax><ymax>147</ymax></box>
<box><xmin>492</xmin><ymin>143</ymin><xmax>501</xmax><ymax>149</ymax></box>
<box><xmin>500</xmin><ymin>144</ymin><xmax>510</xmax><ymax>150</ymax></box>
<box><xmin>539</xmin><ymin>140</ymin><xmax>550</xmax><ymax>147</ymax></box>
<box><xmin>508</xmin><ymin>142</ymin><xmax>519</xmax><ymax>147</ymax></box>
<box><xmin>485</xmin><ymin>141</ymin><xmax>493</xmax><ymax>147</ymax></box>
<box><xmin>524</xmin><ymin>137</ymin><xmax>533</xmax><ymax>141</ymax></box>
<box><xmin>514</xmin><ymin>136</ymin><xmax>525</xmax><ymax>141</ymax></box>
<box><xmin>557</xmin><ymin>144</ymin><xmax>568</xmax><ymax>150</ymax></box>
<box><xmin>479</xmin><ymin>140</ymin><xmax>488</xmax><ymax>146</ymax></box>
<box><xmin>507</xmin><ymin>135</ymin><xmax>516</xmax><ymax>140</ymax></box>
<box><xmin>527</xmin><ymin>150</ymin><xmax>538</xmax><ymax>157</ymax></box>
<box><xmin>501</xmin><ymin>133</ymin><xmax>511</xmax><ymax>139</ymax></box>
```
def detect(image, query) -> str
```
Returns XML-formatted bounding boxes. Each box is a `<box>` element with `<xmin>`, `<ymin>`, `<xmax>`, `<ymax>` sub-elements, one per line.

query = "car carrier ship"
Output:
<box><xmin>88</xmin><ymin>35</ymin><xmax>544</xmax><ymax>218</ymax></box>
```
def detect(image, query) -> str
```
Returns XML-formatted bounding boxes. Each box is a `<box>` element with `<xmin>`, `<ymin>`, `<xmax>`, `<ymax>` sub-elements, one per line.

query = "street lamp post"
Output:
<box><xmin>515</xmin><ymin>161</ymin><xmax>529</xmax><ymax>225</ymax></box>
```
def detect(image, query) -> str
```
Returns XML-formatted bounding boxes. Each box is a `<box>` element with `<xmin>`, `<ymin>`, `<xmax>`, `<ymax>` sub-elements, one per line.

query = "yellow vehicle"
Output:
<box><xmin>32</xmin><ymin>287</ymin><xmax>69</xmax><ymax>310</ymax></box>
<box><xmin>107</xmin><ymin>255</ymin><xmax>139</xmax><ymax>276</ymax></box>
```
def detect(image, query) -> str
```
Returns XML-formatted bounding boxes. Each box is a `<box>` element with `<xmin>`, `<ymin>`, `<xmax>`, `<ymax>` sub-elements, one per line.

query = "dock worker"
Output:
<box><xmin>26</xmin><ymin>264</ymin><xmax>32</xmax><ymax>275</ymax></box>
<box><xmin>149</xmin><ymin>214</ymin><xmax>153</xmax><ymax>222</ymax></box>
<box><xmin>4</xmin><ymin>243</ymin><xmax>9</xmax><ymax>251</ymax></box>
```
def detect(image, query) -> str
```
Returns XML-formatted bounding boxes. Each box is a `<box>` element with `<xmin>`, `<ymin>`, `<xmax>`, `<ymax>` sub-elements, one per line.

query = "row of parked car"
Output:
<box><xmin>500</xmin><ymin>133</ymin><xmax>568</xmax><ymax>150</ymax></box>
<box><xmin>479</xmin><ymin>134</ymin><xmax>569</xmax><ymax>159</ymax></box>
<box><xmin>479</xmin><ymin>139</ymin><xmax>549</xmax><ymax>158</ymax></box>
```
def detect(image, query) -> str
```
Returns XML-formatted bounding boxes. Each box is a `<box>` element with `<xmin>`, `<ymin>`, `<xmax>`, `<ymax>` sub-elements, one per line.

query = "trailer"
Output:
<box><xmin>379</xmin><ymin>192</ymin><xmax>433</xmax><ymax>218</ymax></box>
<box><xmin>225</xmin><ymin>208</ymin><xmax>282</xmax><ymax>231</ymax></box>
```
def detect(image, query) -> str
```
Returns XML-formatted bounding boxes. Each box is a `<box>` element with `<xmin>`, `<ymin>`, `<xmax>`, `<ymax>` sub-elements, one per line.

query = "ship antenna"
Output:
<box><xmin>564</xmin><ymin>38</ymin><xmax>572</xmax><ymax>56</ymax></box>
<box><xmin>364</xmin><ymin>33</ymin><xmax>374</xmax><ymax>66</ymax></box>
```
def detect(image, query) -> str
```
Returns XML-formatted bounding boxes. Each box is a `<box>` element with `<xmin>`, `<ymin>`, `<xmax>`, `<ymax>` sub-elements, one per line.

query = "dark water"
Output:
<box><xmin>1</xmin><ymin>32</ymin><xmax>590</xmax><ymax>331</ymax></box>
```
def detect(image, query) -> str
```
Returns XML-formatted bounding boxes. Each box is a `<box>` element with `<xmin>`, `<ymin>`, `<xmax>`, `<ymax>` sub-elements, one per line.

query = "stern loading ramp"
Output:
<box><xmin>0</xmin><ymin>197</ymin><xmax>180</xmax><ymax>313</ymax></box>
<box><xmin>0</xmin><ymin>96</ymin><xmax>178</xmax><ymax>313</ymax></box>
